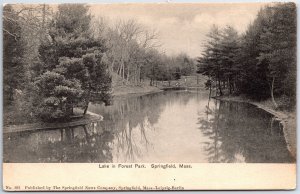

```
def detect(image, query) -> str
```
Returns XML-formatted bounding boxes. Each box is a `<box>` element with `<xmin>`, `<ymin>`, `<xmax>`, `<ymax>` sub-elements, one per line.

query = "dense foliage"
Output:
<box><xmin>3</xmin><ymin>4</ymin><xmax>112</xmax><ymax>122</ymax></box>
<box><xmin>33</xmin><ymin>4</ymin><xmax>112</xmax><ymax>121</ymax></box>
<box><xmin>3</xmin><ymin>3</ymin><xmax>295</xmax><ymax>125</ymax></box>
<box><xmin>3</xmin><ymin>5</ymin><xmax>25</xmax><ymax>105</ymax></box>
<box><xmin>3</xmin><ymin>4</ymin><xmax>196</xmax><ymax>124</ymax></box>
<box><xmin>197</xmin><ymin>3</ymin><xmax>296</xmax><ymax>109</ymax></box>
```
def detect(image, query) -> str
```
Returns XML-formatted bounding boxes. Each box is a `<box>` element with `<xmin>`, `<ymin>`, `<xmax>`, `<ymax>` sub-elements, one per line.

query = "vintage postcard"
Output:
<box><xmin>2</xmin><ymin>1</ymin><xmax>296</xmax><ymax>191</ymax></box>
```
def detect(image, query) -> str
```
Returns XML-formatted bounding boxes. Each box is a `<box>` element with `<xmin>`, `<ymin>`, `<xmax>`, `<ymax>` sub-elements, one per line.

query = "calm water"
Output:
<box><xmin>3</xmin><ymin>91</ymin><xmax>294</xmax><ymax>163</ymax></box>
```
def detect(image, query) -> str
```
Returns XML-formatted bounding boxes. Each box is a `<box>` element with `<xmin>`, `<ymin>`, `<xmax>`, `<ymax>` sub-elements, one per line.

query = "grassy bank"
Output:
<box><xmin>112</xmin><ymin>84</ymin><xmax>162</xmax><ymax>97</ymax></box>
<box><xmin>215</xmin><ymin>95</ymin><xmax>296</xmax><ymax>158</ymax></box>
<box><xmin>111</xmin><ymin>73</ymin><xmax>208</xmax><ymax>97</ymax></box>
<box><xmin>155</xmin><ymin>75</ymin><xmax>208</xmax><ymax>88</ymax></box>
<box><xmin>110</xmin><ymin>71</ymin><xmax>163</xmax><ymax>97</ymax></box>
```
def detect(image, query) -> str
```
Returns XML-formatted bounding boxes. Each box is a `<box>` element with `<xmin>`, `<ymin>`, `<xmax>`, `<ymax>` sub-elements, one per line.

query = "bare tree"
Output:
<box><xmin>3</xmin><ymin>4</ymin><xmax>53</xmax><ymax>81</ymax></box>
<box><xmin>91</xmin><ymin>17</ymin><xmax>160</xmax><ymax>85</ymax></box>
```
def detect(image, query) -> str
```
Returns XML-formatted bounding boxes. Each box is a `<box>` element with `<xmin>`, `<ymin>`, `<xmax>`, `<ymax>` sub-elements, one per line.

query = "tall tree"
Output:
<box><xmin>197</xmin><ymin>25</ymin><xmax>224</xmax><ymax>95</ymax></box>
<box><xmin>219</xmin><ymin>26</ymin><xmax>240</xmax><ymax>94</ymax></box>
<box><xmin>198</xmin><ymin>3</ymin><xmax>296</xmax><ymax>109</ymax></box>
<box><xmin>34</xmin><ymin>4</ymin><xmax>111</xmax><ymax>121</ymax></box>
<box><xmin>3</xmin><ymin>5</ymin><xmax>25</xmax><ymax>105</ymax></box>
<box><xmin>258</xmin><ymin>3</ymin><xmax>297</xmax><ymax>108</ymax></box>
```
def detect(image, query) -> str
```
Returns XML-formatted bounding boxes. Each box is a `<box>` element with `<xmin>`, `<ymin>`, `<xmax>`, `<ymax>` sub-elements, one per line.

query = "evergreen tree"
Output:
<box><xmin>34</xmin><ymin>4</ymin><xmax>111</xmax><ymax>121</ymax></box>
<box><xmin>235</xmin><ymin>8</ymin><xmax>271</xmax><ymax>100</ymax></box>
<box><xmin>258</xmin><ymin>3</ymin><xmax>296</xmax><ymax>107</ymax></box>
<box><xmin>197</xmin><ymin>3</ymin><xmax>296</xmax><ymax>109</ymax></box>
<box><xmin>197</xmin><ymin>25</ymin><xmax>224</xmax><ymax>95</ymax></box>
<box><xmin>219</xmin><ymin>26</ymin><xmax>240</xmax><ymax>94</ymax></box>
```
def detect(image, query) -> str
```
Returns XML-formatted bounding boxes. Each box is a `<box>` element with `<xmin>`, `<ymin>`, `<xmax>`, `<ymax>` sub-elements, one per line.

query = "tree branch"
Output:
<box><xmin>3</xmin><ymin>28</ymin><xmax>18</xmax><ymax>40</ymax></box>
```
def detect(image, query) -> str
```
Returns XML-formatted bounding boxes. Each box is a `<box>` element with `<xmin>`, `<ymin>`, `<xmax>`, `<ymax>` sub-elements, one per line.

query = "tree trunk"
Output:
<box><xmin>117</xmin><ymin>62</ymin><xmax>121</xmax><ymax>75</ymax></box>
<box><xmin>228</xmin><ymin>78</ymin><xmax>232</xmax><ymax>94</ymax></box>
<box><xmin>83</xmin><ymin>102</ymin><xmax>89</xmax><ymax>115</ymax></box>
<box><xmin>209</xmin><ymin>83</ymin><xmax>212</xmax><ymax>99</ymax></box>
<box><xmin>218</xmin><ymin>79</ymin><xmax>223</xmax><ymax>96</ymax></box>
<box><xmin>83</xmin><ymin>125</ymin><xmax>90</xmax><ymax>143</ymax></box>
<box><xmin>66</xmin><ymin>103</ymin><xmax>73</xmax><ymax>117</ymax></box>
<box><xmin>126</xmin><ymin>65</ymin><xmax>130</xmax><ymax>83</ymax></box>
<box><xmin>122</xmin><ymin>63</ymin><xmax>125</xmax><ymax>81</ymax></box>
<box><xmin>111</xmin><ymin>58</ymin><xmax>115</xmax><ymax>73</ymax></box>
<box><xmin>60</xmin><ymin>129</ymin><xmax>64</xmax><ymax>141</ymax></box>
<box><xmin>134</xmin><ymin>67</ymin><xmax>137</xmax><ymax>85</ymax></box>
<box><xmin>120</xmin><ymin>58</ymin><xmax>125</xmax><ymax>83</ymax></box>
<box><xmin>138</xmin><ymin>66</ymin><xmax>141</xmax><ymax>85</ymax></box>
<box><xmin>270</xmin><ymin>76</ymin><xmax>278</xmax><ymax>109</ymax></box>
<box><xmin>83</xmin><ymin>87</ymin><xmax>91</xmax><ymax>115</ymax></box>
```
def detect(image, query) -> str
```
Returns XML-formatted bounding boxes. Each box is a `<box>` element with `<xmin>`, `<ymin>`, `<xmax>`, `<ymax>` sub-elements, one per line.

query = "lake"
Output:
<box><xmin>3</xmin><ymin>90</ymin><xmax>295</xmax><ymax>163</ymax></box>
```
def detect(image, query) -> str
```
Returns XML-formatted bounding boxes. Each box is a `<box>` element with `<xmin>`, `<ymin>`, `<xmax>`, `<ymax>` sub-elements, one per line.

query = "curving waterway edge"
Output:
<box><xmin>214</xmin><ymin>96</ymin><xmax>296</xmax><ymax>160</ymax></box>
<box><xmin>3</xmin><ymin>89</ymin><xmax>296</xmax><ymax>162</ymax></box>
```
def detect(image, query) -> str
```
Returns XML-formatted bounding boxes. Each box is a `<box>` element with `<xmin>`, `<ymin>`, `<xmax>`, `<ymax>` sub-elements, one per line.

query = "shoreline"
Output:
<box><xmin>214</xmin><ymin>95</ymin><xmax>296</xmax><ymax>159</ymax></box>
<box><xmin>3</xmin><ymin>113</ymin><xmax>103</xmax><ymax>134</ymax></box>
<box><xmin>3</xmin><ymin>86</ymin><xmax>162</xmax><ymax>133</ymax></box>
<box><xmin>112</xmin><ymin>85</ymin><xmax>163</xmax><ymax>98</ymax></box>
<box><xmin>5</xmin><ymin>88</ymin><xmax>296</xmax><ymax>160</ymax></box>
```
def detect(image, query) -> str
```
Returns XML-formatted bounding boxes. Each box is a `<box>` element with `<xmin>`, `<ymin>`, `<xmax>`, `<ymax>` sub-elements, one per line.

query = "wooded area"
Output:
<box><xmin>3</xmin><ymin>3</ymin><xmax>296</xmax><ymax>125</ymax></box>
<box><xmin>3</xmin><ymin>3</ymin><xmax>297</xmax><ymax>167</ymax></box>
<box><xmin>197</xmin><ymin>3</ymin><xmax>296</xmax><ymax>110</ymax></box>
<box><xmin>3</xmin><ymin>4</ymin><xmax>195</xmax><ymax>123</ymax></box>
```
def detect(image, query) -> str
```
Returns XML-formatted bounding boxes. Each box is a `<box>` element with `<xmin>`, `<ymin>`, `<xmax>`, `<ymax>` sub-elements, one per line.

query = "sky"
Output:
<box><xmin>90</xmin><ymin>3</ymin><xmax>267</xmax><ymax>58</ymax></box>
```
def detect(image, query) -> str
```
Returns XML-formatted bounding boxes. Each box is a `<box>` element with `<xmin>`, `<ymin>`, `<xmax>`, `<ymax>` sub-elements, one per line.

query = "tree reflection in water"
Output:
<box><xmin>4</xmin><ymin>91</ymin><xmax>294</xmax><ymax>163</ymax></box>
<box><xmin>3</xmin><ymin>121</ymin><xmax>114</xmax><ymax>162</ymax></box>
<box><xmin>198</xmin><ymin>98</ymin><xmax>295</xmax><ymax>163</ymax></box>
<box><xmin>89</xmin><ymin>91</ymin><xmax>194</xmax><ymax>162</ymax></box>
<box><xmin>4</xmin><ymin>91</ymin><xmax>195</xmax><ymax>163</ymax></box>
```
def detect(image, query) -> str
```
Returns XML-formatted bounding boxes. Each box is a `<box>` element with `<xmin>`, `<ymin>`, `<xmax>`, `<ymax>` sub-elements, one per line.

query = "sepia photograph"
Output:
<box><xmin>2</xmin><ymin>1</ymin><xmax>297</xmax><ymax>190</ymax></box>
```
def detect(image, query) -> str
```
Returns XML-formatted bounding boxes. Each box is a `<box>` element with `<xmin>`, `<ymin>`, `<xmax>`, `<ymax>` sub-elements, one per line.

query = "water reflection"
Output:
<box><xmin>3</xmin><ymin>91</ymin><xmax>294</xmax><ymax>163</ymax></box>
<box><xmin>4</xmin><ymin>122</ymin><xmax>114</xmax><ymax>163</ymax></box>
<box><xmin>198</xmin><ymin>99</ymin><xmax>294</xmax><ymax>163</ymax></box>
<box><xmin>88</xmin><ymin>92</ymin><xmax>195</xmax><ymax>162</ymax></box>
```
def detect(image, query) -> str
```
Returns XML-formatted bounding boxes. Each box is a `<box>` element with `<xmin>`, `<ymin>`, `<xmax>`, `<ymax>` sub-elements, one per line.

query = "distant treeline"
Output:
<box><xmin>3</xmin><ymin>4</ymin><xmax>195</xmax><ymax>122</ymax></box>
<box><xmin>197</xmin><ymin>3</ymin><xmax>296</xmax><ymax>109</ymax></box>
